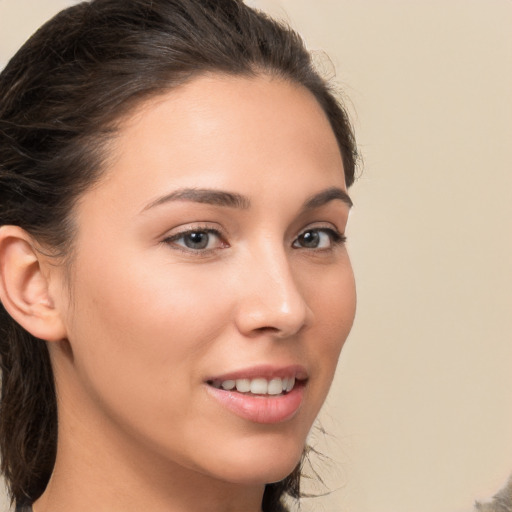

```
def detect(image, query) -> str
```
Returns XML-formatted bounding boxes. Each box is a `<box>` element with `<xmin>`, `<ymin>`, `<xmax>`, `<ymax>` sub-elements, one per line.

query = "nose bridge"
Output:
<box><xmin>235</xmin><ymin>238</ymin><xmax>309</xmax><ymax>337</ymax></box>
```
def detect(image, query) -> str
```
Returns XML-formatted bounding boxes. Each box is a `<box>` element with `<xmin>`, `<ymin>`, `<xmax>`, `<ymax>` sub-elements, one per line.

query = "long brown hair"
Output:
<box><xmin>0</xmin><ymin>0</ymin><xmax>357</xmax><ymax>509</ymax></box>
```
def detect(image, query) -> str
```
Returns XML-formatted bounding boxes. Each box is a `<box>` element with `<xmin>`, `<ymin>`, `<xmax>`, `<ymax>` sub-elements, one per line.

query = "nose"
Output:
<box><xmin>234</xmin><ymin>246</ymin><xmax>311</xmax><ymax>339</ymax></box>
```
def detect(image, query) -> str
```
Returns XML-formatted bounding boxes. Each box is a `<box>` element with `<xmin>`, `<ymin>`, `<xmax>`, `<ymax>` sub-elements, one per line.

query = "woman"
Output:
<box><xmin>0</xmin><ymin>1</ymin><xmax>358</xmax><ymax>511</ymax></box>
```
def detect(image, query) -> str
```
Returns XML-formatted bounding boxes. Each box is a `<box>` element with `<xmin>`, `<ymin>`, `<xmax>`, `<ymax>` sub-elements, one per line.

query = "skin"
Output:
<box><xmin>20</xmin><ymin>74</ymin><xmax>356</xmax><ymax>512</ymax></box>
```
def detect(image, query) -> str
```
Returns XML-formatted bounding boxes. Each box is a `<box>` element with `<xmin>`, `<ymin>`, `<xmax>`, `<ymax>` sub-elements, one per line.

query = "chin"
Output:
<box><xmin>215</xmin><ymin>459</ymin><xmax>301</xmax><ymax>487</ymax></box>
<box><xmin>202</xmin><ymin>435</ymin><xmax>305</xmax><ymax>486</ymax></box>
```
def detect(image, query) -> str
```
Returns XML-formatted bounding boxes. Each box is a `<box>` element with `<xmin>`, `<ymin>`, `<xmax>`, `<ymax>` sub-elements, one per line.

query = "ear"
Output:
<box><xmin>0</xmin><ymin>225</ymin><xmax>67</xmax><ymax>342</ymax></box>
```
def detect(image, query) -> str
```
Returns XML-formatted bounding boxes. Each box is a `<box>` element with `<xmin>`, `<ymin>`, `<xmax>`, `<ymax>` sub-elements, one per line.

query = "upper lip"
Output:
<box><xmin>205</xmin><ymin>364</ymin><xmax>308</xmax><ymax>383</ymax></box>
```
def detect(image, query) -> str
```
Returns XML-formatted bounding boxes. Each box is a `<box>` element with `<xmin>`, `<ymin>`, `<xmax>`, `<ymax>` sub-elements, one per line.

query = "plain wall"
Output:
<box><xmin>1</xmin><ymin>1</ymin><xmax>511</xmax><ymax>511</ymax></box>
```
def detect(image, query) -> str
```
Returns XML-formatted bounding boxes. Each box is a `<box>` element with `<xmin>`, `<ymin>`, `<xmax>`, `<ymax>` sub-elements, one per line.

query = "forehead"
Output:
<box><xmin>81</xmin><ymin>73</ymin><xmax>346</xmax><ymax>215</ymax></box>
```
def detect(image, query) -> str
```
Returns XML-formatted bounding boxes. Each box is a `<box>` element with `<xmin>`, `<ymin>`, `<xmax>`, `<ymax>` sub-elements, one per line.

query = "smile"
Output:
<box><xmin>205</xmin><ymin>365</ymin><xmax>308</xmax><ymax>423</ymax></box>
<box><xmin>208</xmin><ymin>376</ymin><xmax>296</xmax><ymax>395</ymax></box>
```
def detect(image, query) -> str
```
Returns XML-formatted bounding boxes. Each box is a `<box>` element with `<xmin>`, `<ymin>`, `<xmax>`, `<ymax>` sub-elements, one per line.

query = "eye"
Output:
<box><xmin>292</xmin><ymin>228</ymin><xmax>345</xmax><ymax>249</ymax></box>
<box><xmin>163</xmin><ymin>228</ymin><xmax>227</xmax><ymax>252</ymax></box>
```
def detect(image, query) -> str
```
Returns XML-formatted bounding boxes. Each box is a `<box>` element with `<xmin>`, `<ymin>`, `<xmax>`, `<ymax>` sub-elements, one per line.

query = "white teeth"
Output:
<box><xmin>215</xmin><ymin>377</ymin><xmax>297</xmax><ymax>395</ymax></box>
<box><xmin>267</xmin><ymin>378</ymin><xmax>283</xmax><ymax>395</ymax></box>
<box><xmin>250</xmin><ymin>378</ymin><xmax>268</xmax><ymax>394</ymax></box>
<box><xmin>221</xmin><ymin>380</ymin><xmax>235</xmax><ymax>390</ymax></box>
<box><xmin>235</xmin><ymin>379</ymin><xmax>251</xmax><ymax>393</ymax></box>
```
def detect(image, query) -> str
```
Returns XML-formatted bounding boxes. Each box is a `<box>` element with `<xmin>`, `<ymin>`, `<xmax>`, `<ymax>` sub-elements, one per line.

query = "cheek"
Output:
<box><xmin>303</xmin><ymin>256</ymin><xmax>356</xmax><ymax>390</ymax></box>
<box><xmin>305</xmin><ymin>251</ymin><xmax>356</xmax><ymax>326</ymax></box>
<box><xmin>70</xmin><ymin>246</ymin><xmax>228</xmax><ymax>348</ymax></box>
<box><xmin>63</xmin><ymin>250</ymin><xmax>233</xmax><ymax>425</ymax></box>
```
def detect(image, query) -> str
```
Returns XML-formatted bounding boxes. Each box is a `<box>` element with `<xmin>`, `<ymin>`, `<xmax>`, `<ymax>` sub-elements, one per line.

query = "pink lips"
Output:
<box><xmin>204</xmin><ymin>364</ymin><xmax>307</xmax><ymax>424</ymax></box>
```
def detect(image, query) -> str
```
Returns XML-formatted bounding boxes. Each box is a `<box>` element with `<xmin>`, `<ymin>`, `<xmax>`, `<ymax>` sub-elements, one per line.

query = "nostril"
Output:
<box><xmin>254</xmin><ymin>326</ymin><xmax>280</xmax><ymax>334</ymax></box>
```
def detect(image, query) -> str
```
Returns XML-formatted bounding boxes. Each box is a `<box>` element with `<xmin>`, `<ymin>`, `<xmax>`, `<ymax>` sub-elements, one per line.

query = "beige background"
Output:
<box><xmin>1</xmin><ymin>1</ymin><xmax>511</xmax><ymax>511</ymax></box>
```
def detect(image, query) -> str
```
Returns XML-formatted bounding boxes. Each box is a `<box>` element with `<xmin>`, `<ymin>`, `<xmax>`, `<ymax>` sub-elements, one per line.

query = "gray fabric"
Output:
<box><xmin>475</xmin><ymin>476</ymin><xmax>512</xmax><ymax>512</ymax></box>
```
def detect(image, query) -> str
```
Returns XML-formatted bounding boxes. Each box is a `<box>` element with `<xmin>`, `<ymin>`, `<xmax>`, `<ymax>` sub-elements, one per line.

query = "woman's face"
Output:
<box><xmin>52</xmin><ymin>74</ymin><xmax>356</xmax><ymax>486</ymax></box>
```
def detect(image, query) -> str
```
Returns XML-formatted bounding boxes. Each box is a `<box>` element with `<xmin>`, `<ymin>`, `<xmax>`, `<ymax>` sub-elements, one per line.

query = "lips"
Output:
<box><xmin>204</xmin><ymin>365</ymin><xmax>308</xmax><ymax>423</ymax></box>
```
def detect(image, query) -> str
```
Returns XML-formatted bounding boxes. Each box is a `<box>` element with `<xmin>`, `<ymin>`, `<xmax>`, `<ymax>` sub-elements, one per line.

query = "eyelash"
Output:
<box><xmin>293</xmin><ymin>227</ymin><xmax>346</xmax><ymax>250</ymax></box>
<box><xmin>162</xmin><ymin>225</ymin><xmax>346</xmax><ymax>255</ymax></box>
<box><xmin>162</xmin><ymin>225</ymin><xmax>226</xmax><ymax>255</ymax></box>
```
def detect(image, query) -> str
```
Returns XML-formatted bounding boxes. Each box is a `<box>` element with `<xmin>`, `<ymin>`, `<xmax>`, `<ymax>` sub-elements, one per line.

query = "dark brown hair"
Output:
<box><xmin>0</xmin><ymin>0</ymin><xmax>357</xmax><ymax>509</ymax></box>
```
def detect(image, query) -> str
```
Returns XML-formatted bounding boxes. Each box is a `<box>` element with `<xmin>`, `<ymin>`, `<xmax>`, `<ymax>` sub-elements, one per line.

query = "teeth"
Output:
<box><xmin>235</xmin><ymin>379</ymin><xmax>251</xmax><ymax>393</ymax></box>
<box><xmin>250</xmin><ymin>378</ymin><xmax>268</xmax><ymax>394</ymax></box>
<box><xmin>221</xmin><ymin>380</ymin><xmax>235</xmax><ymax>390</ymax></box>
<box><xmin>213</xmin><ymin>377</ymin><xmax>297</xmax><ymax>395</ymax></box>
<box><xmin>267</xmin><ymin>378</ymin><xmax>283</xmax><ymax>395</ymax></box>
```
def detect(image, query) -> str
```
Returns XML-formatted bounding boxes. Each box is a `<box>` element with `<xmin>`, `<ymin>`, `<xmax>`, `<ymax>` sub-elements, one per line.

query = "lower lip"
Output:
<box><xmin>205</xmin><ymin>382</ymin><xmax>305</xmax><ymax>424</ymax></box>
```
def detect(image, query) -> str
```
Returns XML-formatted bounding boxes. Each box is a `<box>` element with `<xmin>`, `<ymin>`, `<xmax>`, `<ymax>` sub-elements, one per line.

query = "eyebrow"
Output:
<box><xmin>142</xmin><ymin>186</ymin><xmax>352</xmax><ymax>213</ymax></box>
<box><xmin>303</xmin><ymin>187</ymin><xmax>353</xmax><ymax>209</ymax></box>
<box><xmin>142</xmin><ymin>188</ymin><xmax>250</xmax><ymax>212</ymax></box>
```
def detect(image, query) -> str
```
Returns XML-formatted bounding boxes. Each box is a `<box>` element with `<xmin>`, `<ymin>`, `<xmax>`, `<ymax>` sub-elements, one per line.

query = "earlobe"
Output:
<box><xmin>0</xmin><ymin>225</ymin><xmax>67</xmax><ymax>342</ymax></box>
